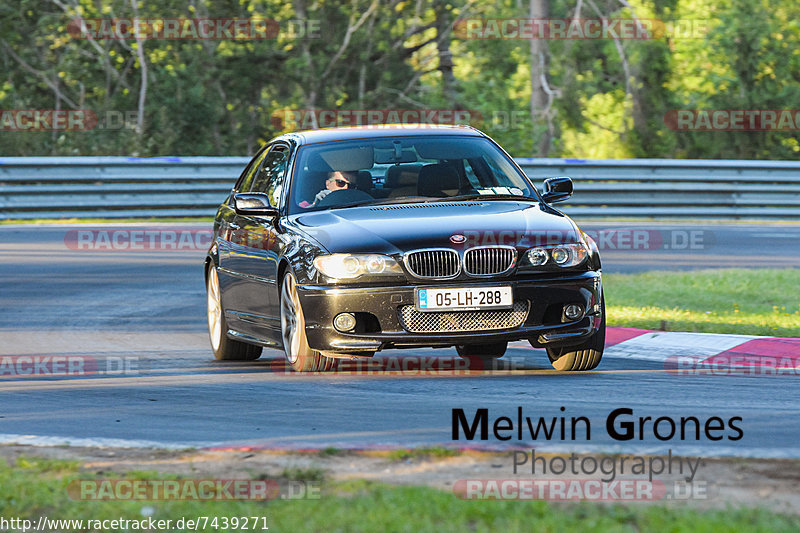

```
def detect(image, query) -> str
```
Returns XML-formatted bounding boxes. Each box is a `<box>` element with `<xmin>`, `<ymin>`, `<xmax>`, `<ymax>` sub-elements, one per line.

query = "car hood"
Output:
<box><xmin>288</xmin><ymin>201</ymin><xmax>581</xmax><ymax>254</ymax></box>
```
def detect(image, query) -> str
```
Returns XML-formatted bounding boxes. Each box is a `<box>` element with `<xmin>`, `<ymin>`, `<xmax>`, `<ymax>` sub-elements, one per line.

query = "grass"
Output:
<box><xmin>605</xmin><ymin>268</ymin><xmax>800</xmax><ymax>337</ymax></box>
<box><xmin>1</xmin><ymin>457</ymin><xmax>798</xmax><ymax>532</ymax></box>
<box><xmin>316</xmin><ymin>447</ymin><xmax>345</xmax><ymax>457</ymax></box>
<box><xmin>278</xmin><ymin>467</ymin><xmax>327</xmax><ymax>482</ymax></box>
<box><xmin>386</xmin><ymin>447</ymin><xmax>463</xmax><ymax>461</ymax></box>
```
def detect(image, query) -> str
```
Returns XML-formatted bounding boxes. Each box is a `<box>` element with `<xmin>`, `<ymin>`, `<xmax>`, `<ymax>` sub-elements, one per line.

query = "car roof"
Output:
<box><xmin>277</xmin><ymin>124</ymin><xmax>486</xmax><ymax>145</ymax></box>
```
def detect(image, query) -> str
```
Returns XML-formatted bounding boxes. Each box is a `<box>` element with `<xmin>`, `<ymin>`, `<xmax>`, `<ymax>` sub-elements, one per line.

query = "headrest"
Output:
<box><xmin>355</xmin><ymin>170</ymin><xmax>373</xmax><ymax>191</ymax></box>
<box><xmin>386</xmin><ymin>164</ymin><xmax>422</xmax><ymax>187</ymax></box>
<box><xmin>418</xmin><ymin>163</ymin><xmax>461</xmax><ymax>197</ymax></box>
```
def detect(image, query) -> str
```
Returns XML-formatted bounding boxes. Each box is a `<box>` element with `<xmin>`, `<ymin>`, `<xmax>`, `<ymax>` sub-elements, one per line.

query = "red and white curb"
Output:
<box><xmin>510</xmin><ymin>327</ymin><xmax>799</xmax><ymax>372</ymax></box>
<box><xmin>600</xmin><ymin>327</ymin><xmax>800</xmax><ymax>365</ymax></box>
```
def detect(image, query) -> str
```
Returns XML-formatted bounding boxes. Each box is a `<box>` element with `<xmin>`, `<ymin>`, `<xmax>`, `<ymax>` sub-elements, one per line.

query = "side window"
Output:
<box><xmin>236</xmin><ymin>147</ymin><xmax>270</xmax><ymax>193</ymax></box>
<box><xmin>250</xmin><ymin>144</ymin><xmax>289</xmax><ymax>207</ymax></box>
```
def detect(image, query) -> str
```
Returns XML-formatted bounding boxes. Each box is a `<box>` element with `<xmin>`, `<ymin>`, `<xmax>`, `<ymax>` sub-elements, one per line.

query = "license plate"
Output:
<box><xmin>416</xmin><ymin>286</ymin><xmax>513</xmax><ymax>311</ymax></box>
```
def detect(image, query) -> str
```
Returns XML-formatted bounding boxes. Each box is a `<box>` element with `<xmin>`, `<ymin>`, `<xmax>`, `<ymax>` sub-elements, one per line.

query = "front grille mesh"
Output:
<box><xmin>398</xmin><ymin>301</ymin><xmax>529</xmax><ymax>333</ymax></box>
<box><xmin>464</xmin><ymin>247</ymin><xmax>516</xmax><ymax>276</ymax></box>
<box><xmin>405</xmin><ymin>249</ymin><xmax>459</xmax><ymax>278</ymax></box>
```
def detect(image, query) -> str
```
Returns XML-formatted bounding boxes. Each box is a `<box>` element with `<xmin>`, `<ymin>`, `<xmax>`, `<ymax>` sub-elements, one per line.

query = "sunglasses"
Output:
<box><xmin>328</xmin><ymin>178</ymin><xmax>352</xmax><ymax>188</ymax></box>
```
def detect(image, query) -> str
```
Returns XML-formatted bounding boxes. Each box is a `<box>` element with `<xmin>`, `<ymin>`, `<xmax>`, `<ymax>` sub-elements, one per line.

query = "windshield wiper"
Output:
<box><xmin>429</xmin><ymin>193</ymin><xmax>540</xmax><ymax>202</ymax></box>
<box><xmin>327</xmin><ymin>193</ymin><xmax>537</xmax><ymax>210</ymax></box>
<box><xmin>326</xmin><ymin>196</ymin><xmax>432</xmax><ymax>210</ymax></box>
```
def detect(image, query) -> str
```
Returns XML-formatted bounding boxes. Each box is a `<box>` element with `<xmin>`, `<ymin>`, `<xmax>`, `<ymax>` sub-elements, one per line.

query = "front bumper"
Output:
<box><xmin>298</xmin><ymin>271</ymin><xmax>603</xmax><ymax>353</ymax></box>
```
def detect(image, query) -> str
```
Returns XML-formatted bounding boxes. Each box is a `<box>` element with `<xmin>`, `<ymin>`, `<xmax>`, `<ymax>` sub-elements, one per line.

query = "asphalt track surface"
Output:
<box><xmin>0</xmin><ymin>222</ymin><xmax>798</xmax><ymax>457</ymax></box>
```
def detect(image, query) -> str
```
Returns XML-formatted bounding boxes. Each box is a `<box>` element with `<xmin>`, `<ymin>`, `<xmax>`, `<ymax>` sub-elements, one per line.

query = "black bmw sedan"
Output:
<box><xmin>205</xmin><ymin>125</ymin><xmax>604</xmax><ymax>372</ymax></box>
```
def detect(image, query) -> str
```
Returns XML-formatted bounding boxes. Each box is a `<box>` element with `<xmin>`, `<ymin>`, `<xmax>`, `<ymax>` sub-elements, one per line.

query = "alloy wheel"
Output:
<box><xmin>206</xmin><ymin>267</ymin><xmax>223</xmax><ymax>351</ymax></box>
<box><xmin>280</xmin><ymin>273</ymin><xmax>303</xmax><ymax>363</ymax></box>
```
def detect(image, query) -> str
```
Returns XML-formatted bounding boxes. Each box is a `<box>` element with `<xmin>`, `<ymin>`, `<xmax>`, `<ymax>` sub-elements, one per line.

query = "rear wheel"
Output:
<box><xmin>545</xmin><ymin>298</ymin><xmax>605</xmax><ymax>371</ymax></box>
<box><xmin>206</xmin><ymin>265</ymin><xmax>262</xmax><ymax>361</ymax></box>
<box><xmin>280</xmin><ymin>271</ymin><xmax>334</xmax><ymax>372</ymax></box>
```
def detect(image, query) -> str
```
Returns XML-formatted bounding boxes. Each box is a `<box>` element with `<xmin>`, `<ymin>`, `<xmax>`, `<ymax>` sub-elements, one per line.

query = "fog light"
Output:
<box><xmin>564</xmin><ymin>304</ymin><xmax>583</xmax><ymax>320</ymax></box>
<box><xmin>333</xmin><ymin>313</ymin><xmax>357</xmax><ymax>332</ymax></box>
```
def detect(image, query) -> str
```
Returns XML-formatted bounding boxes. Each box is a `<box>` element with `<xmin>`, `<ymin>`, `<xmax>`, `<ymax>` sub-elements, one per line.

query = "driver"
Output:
<box><xmin>300</xmin><ymin>170</ymin><xmax>356</xmax><ymax>207</ymax></box>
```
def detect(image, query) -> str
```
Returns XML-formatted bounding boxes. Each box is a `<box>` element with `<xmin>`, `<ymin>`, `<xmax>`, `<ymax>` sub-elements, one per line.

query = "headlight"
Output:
<box><xmin>313</xmin><ymin>254</ymin><xmax>403</xmax><ymax>280</ymax></box>
<box><xmin>526</xmin><ymin>248</ymin><xmax>549</xmax><ymax>266</ymax></box>
<box><xmin>551</xmin><ymin>247</ymin><xmax>570</xmax><ymax>264</ymax></box>
<box><xmin>582</xmin><ymin>232</ymin><xmax>599</xmax><ymax>256</ymax></box>
<box><xmin>523</xmin><ymin>244</ymin><xmax>588</xmax><ymax>268</ymax></box>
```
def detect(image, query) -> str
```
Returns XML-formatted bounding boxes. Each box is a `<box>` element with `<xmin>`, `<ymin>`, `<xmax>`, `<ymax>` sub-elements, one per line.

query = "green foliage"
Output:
<box><xmin>666</xmin><ymin>0</ymin><xmax>800</xmax><ymax>158</ymax></box>
<box><xmin>1</xmin><ymin>0</ymin><xmax>798</xmax><ymax>158</ymax></box>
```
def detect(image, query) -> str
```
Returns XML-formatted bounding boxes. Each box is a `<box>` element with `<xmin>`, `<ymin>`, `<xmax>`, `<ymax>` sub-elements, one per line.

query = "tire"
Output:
<box><xmin>545</xmin><ymin>297</ymin><xmax>605</xmax><ymax>371</ymax></box>
<box><xmin>456</xmin><ymin>341</ymin><xmax>508</xmax><ymax>359</ymax></box>
<box><xmin>280</xmin><ymin>271</ymin><xmax>334</xmax><ymax>372</ymax></box>
<box><xmin>206</xmin><ymin>265</ymin><xmax>262</xmax><ymax>361</ymax></box>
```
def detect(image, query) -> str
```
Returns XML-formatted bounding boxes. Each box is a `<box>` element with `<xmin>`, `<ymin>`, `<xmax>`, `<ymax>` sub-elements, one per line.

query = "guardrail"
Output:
<box><xmin>1</xmin><ymin>156</ymin><xmax>799</xmax><ymax>219</ymax></box>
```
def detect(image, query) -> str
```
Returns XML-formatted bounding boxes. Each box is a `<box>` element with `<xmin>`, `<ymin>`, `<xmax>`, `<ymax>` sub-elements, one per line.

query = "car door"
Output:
<box><xmin>216</xmin><ymin>145</ymin><xmax>270</xmax><ymax>335</ymax></box>
<box><xmin>225</xmin><ymin>142</ymin><xmax>291</xmax><ymax>342</ymax></box>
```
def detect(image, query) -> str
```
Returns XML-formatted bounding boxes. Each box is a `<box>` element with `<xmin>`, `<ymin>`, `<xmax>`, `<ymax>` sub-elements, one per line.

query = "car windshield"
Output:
<box><xmin>287</xmin><ymin>135</ymin><xmax>537</xmax><ymax>214</ymax></box>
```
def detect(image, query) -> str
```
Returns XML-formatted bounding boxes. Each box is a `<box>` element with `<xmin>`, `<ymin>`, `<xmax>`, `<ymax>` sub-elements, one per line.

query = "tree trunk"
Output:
<box><xmin>435</xmin><ymin>1</ymin><xmax>458</xmax><ymax>108</ymax></box>
<box><xmin>529</xmin><ymin>0</ymin><xmax>551</xmax><ymax>156</ymax></box>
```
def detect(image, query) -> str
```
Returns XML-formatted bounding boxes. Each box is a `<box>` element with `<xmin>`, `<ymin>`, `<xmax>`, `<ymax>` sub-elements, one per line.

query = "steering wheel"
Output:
<box><xmin>315</xmin><ymin>188</ymin><xmax>373</xmax><ymax>208</ymax></box>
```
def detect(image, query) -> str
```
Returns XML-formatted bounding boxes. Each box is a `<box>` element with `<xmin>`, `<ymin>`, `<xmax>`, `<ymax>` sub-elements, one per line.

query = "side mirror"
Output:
<box><xmin>233</xmin><ymin>193</ymin><xmax>279</xmax><ymax>217</ymax></box>
<box><xmin>541</xmin><ymin>177</ymin><xmax>573</xmax><ymax>204</ymax></box>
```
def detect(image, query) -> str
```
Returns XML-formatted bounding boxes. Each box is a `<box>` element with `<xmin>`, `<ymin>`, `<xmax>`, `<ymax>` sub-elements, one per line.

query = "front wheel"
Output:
<box><xmin>545</xmin><ymin>298</ymin><xmax>605</xmax><ymax>371</ymax></box>
<box><xmin>280</xmin><ymin>271</ymin><xmax>334</xmax><ymax>372</ymax></box>
<box><xmin>207</xmin><ymin>265</ymin><xmax>262</xmax><ymax>361</ymax></box>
